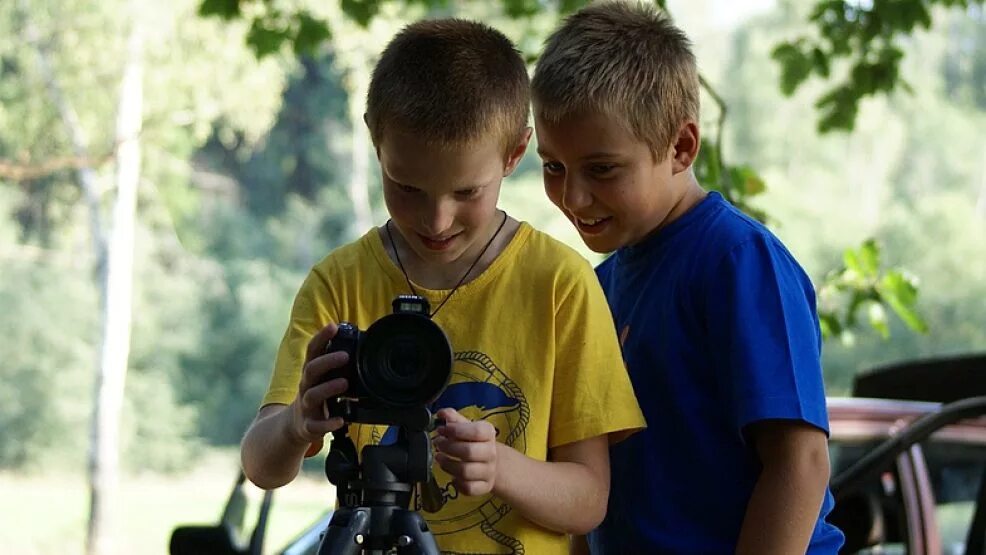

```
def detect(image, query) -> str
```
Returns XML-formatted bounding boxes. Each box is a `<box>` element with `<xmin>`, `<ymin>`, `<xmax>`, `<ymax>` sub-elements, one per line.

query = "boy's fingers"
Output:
<box><xmin>434</xmin><ymin>437</ymin><xmax>495</xmax><ymax>462</ymax></box>
<box><xmin>435</xmin><ymin>456</ymin><xmax>494</xmax><ymax>496</ymax></box>
<box><xmin>440</xmin><ymin>421</ymin><xmax>496</xmax><ymax>443</ymax></box>
<box><xmin>436</xmin><ymin>408</ymin><xmax>467</xmax><ymax>424</ymax></box>
<box><xmin>305</xmin><ymin>322</ymin><xmax>340</xmax><ymax>364</ymax></box>
<box><xmin>435</xmin><ymin>455</ymin><xmax>485</xmax><ymax>480</ymax></box>
<box><xmin>304</xmin><ymin>416</ymin><xmax>345</xmax><ymax>437</ymax></box>
<box><xmin>301</xmin><ymin>378</ymin><xmax>349</xmax><ymax>412</ymax></box>
<box><xmin>301</xmin><ymin>351</ymin><xmax>349</xmax><ymax>390</ymax></box>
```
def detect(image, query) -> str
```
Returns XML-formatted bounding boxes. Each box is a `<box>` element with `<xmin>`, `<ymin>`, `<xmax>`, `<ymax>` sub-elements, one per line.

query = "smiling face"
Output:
<box><xmin>535</xmin><ymin>110</ymin><xmax>702</xmax><ymax>253</ymax></box>
<box><xmin>378</xmin><ymin>127</ymin><xmax>528</xmax><ymax>271</ymax></box>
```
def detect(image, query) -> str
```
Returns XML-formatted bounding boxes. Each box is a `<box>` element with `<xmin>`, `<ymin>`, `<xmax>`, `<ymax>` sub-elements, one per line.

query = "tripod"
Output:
<box><xmin>318</xmin><ymin>402</ymin><xmax>441</xmax><ymax>555</ymax></box>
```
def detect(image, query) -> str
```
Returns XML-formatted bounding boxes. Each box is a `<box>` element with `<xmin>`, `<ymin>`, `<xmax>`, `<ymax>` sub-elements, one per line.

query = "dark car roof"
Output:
<box><xmin>851</xmin><ymin>353</ymin><xmax>986</xmax><ymax>403</ymax></box>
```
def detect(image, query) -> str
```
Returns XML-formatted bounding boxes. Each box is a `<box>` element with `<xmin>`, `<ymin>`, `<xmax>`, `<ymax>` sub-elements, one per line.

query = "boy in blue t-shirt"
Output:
<box><xmin>531</xmin><ymin>2</ymin><xmax>845</xmax><ymax>553</ymax></box>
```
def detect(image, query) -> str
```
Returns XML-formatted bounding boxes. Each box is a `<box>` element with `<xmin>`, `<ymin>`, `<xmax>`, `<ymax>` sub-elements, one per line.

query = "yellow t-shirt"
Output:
<box><xmin>264</xmin><ymin>222</ymin><xmax>644</xmax><ymax>555</ymax></box>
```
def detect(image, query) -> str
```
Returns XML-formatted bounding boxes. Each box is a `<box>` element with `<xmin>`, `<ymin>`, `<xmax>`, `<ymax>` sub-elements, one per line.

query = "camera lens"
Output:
<box><xmin>358</xmin><ymin>313</ymin><xmax>452</xmax><ymax>407</ymax></box>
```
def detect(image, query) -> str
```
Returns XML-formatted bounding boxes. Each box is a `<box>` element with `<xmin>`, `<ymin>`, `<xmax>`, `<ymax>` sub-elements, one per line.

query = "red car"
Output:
<box><xmin>828</xmin><ymin>353</ymin><xmax>986</xmax><ymax>555</ymax></box>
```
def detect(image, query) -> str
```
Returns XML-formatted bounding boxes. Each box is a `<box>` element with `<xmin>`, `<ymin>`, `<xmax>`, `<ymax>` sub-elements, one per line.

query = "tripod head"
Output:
<box><xmin>318</xmin><ymin>400</ymin><xmax>441</xmax><ymax>555</ymax></box>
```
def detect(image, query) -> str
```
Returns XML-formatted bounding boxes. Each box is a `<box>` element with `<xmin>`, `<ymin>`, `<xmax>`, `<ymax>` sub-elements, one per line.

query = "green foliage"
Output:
<box><xmin>772</xmin><ymin>0</ymin><xmax>985</xmax><ymax>132</ymax></box>
<box><xmin>0</xmin><ymin>0</ymin><xmax>295</xmax><ymax>470</ymax></box>
<box><xmin>197</xmin><ymin>54</ymin><xmax>348</xmax><ymax>220</ymax></box>
<box><xmin>177</xmin><ymin>254</ymin><xmax>300</xmax><ymax>444</ymax></box>
<box><xmin>817</xmin><ymin>239</ymin><xmax>928</xmax><ymax>342</ymax></box>
<box><xmin>694</xmin><ymin>139</ymin><xmax>770</xmax><ymax>223</ymax></box>
<box><xmin>197</xmin><ymin>0</ymin><xmax>598</xmax><ymax>57</ymax></box>
<box><xmin>0</xmin><ymin>191</ymin><xmax>97</xmax><ymax>470</ymax></box>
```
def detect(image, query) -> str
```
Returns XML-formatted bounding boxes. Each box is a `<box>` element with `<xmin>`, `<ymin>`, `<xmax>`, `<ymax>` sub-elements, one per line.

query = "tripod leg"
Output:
<box><xmin>317</xmin><ymin>508</ymin><xmax>371</xmax><ymax>555</ymax></box>
<box><xmin>392</xmin><ymin>509</ymin><xmax>441</xmax><ymax>555</ymax></box>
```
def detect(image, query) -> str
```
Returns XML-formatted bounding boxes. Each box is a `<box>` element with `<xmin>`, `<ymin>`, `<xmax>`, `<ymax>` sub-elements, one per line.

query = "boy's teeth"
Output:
<box><xmin>579</xmin><ymin>217</ymin><xmax>603</xmax><ymax>225</ymax></box>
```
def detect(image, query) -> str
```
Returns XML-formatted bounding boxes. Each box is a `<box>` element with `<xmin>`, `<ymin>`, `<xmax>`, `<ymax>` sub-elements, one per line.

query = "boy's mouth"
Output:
<box><xmin>419</xmin><ymin>232</ymin><xmax>459</xmax><ymax>251</ymax></box>
<box><xmin>574</xmin><ymin>215</ymin><xmax>611</xmax><ymax>235</ymax></box>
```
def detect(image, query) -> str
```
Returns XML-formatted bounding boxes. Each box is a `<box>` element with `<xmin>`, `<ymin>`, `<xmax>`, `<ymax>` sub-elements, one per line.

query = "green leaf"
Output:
<box><xmin>293</xmin><ymin>12</ymin><xmax>332</xmax><ymax>56</ymax></box>
<box><xmin>819</xmin><ymin>311</ymin><xmax>841</xmax><ymax>340</ymax></box>
<box><xmin>340</xmin><ymin>0</ymin><xmax>383</xmax><ymax>27</ymax></box>
<box><xmin>843</xmin><ymin>247</ymin><xmax>861</xmax><ymax>276</ymax></box>
<box><xmin>501</xmin><ymin>0</ymin><xmax>540</xmax><ymax>18</ymax></box>
<box><xmin>560</xmin><ymin>0</ymin><xmax>592</xmax><ymax>14</ymax></box>
<box><xmin>857</xmin><ymin>239</ymin><xmax>879</xmax><ymax>277</ymax></box>
<box><xmin>694</xmin><ymin>140</ymin><xmax>722</xmax><ymax>192</ymax></box>
<box><xmin>867</xmin><ymin>302</ymin><xmax>890</xmax><ymax>338</ymax></box>
<box><xmin>846</xmin><ymin>290</ymin><xmax>868</xmax><ymax>327</ymax></box>
<box><xmin>771</xmin><ymin>41</ymin><xmax>813</xmax><ymax>96</ymax></box>
<box><xmin>198</xmin><ymin>0</ymin><xmax>241</xmax><ymax>19</ymax></box>
<box><xmin>729</xmin><ymin>165</ymin><xmax>766</xmax><ymax>197</ymax></box>
<box><xmin>878</xmin><ymin>272</ymin><xmax>929</xmax><ymax>333</ymax></box>
<box><xmin>811</xmin><ymin>46</ymin><xmax>831</xmax><ymax>78</ymax></box>
<box><xmin>246</xmin><ymin>18</ymin><xmax>291</xmax><ymax>58</ymax></box>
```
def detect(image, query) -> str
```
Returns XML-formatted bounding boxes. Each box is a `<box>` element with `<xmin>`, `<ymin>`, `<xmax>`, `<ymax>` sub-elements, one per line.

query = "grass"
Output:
<box><xmin>0</xmin><ymin>449</ymin><xmax>335</xmax><ymax>554</ymax></box>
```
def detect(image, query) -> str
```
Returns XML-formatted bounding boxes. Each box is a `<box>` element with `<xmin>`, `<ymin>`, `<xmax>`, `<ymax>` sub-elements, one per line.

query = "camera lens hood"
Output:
<box><xmin>357</xmin><ymin>312</ymin><xmax>452</xmax><ymax>408</ymax></box>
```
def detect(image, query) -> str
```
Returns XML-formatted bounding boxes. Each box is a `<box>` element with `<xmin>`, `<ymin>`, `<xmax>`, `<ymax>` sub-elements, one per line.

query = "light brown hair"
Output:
<box><xmin>531</xmin><ymin>1</ymin><xmax>699</xmax><ymax>155</ymax></box>
<box><xmin>366</xmin><ymin>18</ymin><xmax>530</xmax><ymax>154</ymax></box>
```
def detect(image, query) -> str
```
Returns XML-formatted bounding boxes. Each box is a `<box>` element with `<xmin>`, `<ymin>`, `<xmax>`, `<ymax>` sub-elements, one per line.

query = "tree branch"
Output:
<box><xmin>0</xmin><ymin>151</ymin><xmax>115</xmax><ymax>181</ymax></box>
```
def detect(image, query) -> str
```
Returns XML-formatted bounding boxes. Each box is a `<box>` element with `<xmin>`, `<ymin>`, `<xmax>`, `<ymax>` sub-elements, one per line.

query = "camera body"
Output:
<box><xmin>327</xmin><ymin>295</ymin><xmax>452</xmax><ymax>410</ymax></box>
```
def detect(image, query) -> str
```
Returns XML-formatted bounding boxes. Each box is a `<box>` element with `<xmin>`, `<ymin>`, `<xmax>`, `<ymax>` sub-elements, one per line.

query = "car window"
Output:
<box><xmin>829</xmin><ymin>439</ymin><xmax>909</xmax><ymax>554</ymax></box>
<box><xmin>920</xmin><ymin>440</ymin><xmax>986</xmax><ymax>555</ymax></box>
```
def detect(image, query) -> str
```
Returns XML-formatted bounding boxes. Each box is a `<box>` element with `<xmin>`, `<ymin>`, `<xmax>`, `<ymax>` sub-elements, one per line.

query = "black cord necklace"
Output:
<box><xmin>385</xmin><ymin>210</ymin><xmax>509</xmax><ymax>318</ymax></box>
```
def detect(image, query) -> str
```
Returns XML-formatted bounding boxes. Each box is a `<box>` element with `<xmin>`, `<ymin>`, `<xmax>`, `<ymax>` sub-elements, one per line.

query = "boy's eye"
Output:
<box><xmin>542</xmin><ymin>161</ymin><xmax>564</xmax><ymax>175</ymax></box>
<box><xmin>454</xmin><ymin>188</ymin><xmax>479</xmax><ymax>199</ymax></box>
<box><xmin>397</xmin><ymin>184</ymin><xmax>420</xmax><ymax>194</ymax></box>
<box><xmin>590</xmin><ymin>163</ymin><xmax>617</xmax><ymax>175</ymax></box>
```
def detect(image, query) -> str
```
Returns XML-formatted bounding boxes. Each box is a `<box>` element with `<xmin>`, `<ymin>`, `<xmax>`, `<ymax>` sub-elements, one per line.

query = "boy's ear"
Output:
<box><xmin>503</xmin><ymin>127</ymin><xmax>533</xmax><ymax>177</ymax></box>
<box><xmin>671</xmin><ymin>121</ymin><xmax>700</xmax><ymax>175</ymax></box>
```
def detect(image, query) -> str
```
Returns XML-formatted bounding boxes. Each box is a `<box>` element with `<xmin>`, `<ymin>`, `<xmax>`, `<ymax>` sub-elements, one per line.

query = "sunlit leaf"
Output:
<box><xmin>879</xmin><ymin>272</ymin><xmax>929</xmax><ymax>333</ymax></box>
<box><xmin>858</xmin><ymin>239</ymin><xmax>879</xmax><ymax>277</ymax></box>
<box><xmin>867</xmin><ymin>302</ymin><xmax>890</xmax><ymax>338</ymax></box>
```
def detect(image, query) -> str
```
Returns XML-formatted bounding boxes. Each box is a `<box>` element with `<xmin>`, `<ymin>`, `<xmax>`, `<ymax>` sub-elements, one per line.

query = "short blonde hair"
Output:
<box><xmin>532</xmin><ymin>1</ymin><xmax>699</xmax><ymax>155</ymax></box>
<box><xmin>366</xmin><ymin>18</ymin><xmax>530</xmax><ymax>155</ymax></box>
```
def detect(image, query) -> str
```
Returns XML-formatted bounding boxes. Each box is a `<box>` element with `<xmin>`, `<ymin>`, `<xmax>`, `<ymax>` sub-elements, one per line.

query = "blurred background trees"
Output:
<box><xmin>0</xmin><ymin>0</ymin><xmax>983</xmax><ymax>551</ymax></box>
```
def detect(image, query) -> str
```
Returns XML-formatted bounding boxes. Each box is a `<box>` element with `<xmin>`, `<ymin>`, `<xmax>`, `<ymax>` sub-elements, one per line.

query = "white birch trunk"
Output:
<box><xmin>85</xmin><ymin>20</ymin><xmax>144</xmax><ymax>555</ymax></box>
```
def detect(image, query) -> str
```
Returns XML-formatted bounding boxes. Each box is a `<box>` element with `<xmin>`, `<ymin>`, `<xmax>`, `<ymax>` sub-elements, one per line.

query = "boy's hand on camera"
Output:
<box><xmin>290</xmin><ymin>323</ymin><xmax>350</xmax><ymax>448</ymax></box>
<box><xmin>433</xmin><ymin>408</ymin><xmax>498</xmax><ymax>496</ymax></box>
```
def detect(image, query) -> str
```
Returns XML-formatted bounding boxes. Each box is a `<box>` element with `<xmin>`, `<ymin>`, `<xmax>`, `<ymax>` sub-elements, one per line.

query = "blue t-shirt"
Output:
<box><xmin>589</xmin><ymin>192</ymin><xmax>844</xmax><ymax>554</ymax></box>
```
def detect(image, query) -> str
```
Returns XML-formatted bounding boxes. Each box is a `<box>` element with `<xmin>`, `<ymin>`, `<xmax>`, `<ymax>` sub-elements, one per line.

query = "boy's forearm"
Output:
<box><xmin>734</xmin><ymin>454</ymin><xmax>829</xmax><ymax>555</ymax></box>
<box><xmin>240</xmin><ymin>404</ymin><xmax>309</xmax><ymax>490</ymax></box>
<box><xmin>492</xmin><ymin>438</ymin><xmax>609</xmax><ymax>535</ymax></box>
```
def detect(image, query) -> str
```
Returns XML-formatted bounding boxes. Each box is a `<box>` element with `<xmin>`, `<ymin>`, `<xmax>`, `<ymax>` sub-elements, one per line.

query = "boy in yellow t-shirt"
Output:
<box><xmin>239</xmin><ymin>18</ymin><xmax>644</xmax><ymax>554</ymax></box>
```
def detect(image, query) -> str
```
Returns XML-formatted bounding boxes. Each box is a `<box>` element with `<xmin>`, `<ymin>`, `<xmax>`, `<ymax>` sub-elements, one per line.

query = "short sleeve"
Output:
<box><xmin>703</xmin><ymin>235</ymin><xmax>829</xmax><ymax>439</ymax></box>
<box><xmin>261</xmin><ymin>267</ymin><xmax>340</xmax><ymax>407</ymax></box>
<box><xmin>548</xmin><ymin>260</ymin><xmax>645</xmax><ymax>449</ymax></box>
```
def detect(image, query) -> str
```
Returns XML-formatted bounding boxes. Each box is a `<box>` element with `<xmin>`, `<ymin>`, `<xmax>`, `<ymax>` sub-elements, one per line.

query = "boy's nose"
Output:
<box><xmin>562</xmin><ymin>177</ymin><xmax>593</xmax><ymax>211</ymax></box>
<box><xmin>422</xmin><ymin>200</ymin><xmax>454</xmax><ymax>235</ymax></box>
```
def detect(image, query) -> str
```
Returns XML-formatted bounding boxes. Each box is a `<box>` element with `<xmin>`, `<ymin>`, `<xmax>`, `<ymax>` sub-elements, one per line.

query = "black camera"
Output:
<box><xmin>327</xmin><ymin>295</ymin><xmax>452</xmax><ymax>409</ymax></box>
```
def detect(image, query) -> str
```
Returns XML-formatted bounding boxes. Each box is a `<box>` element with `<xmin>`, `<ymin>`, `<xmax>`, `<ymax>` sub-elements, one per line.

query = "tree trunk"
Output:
<box><xmin>19</xmin><ymin>0</ymin><xmax>107</xmax><ymax>281</ymax></box>
<box><xmin>86</xmin><ymin>20</ymin><xmax>144</xmax><ymax>555</ymax></box>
